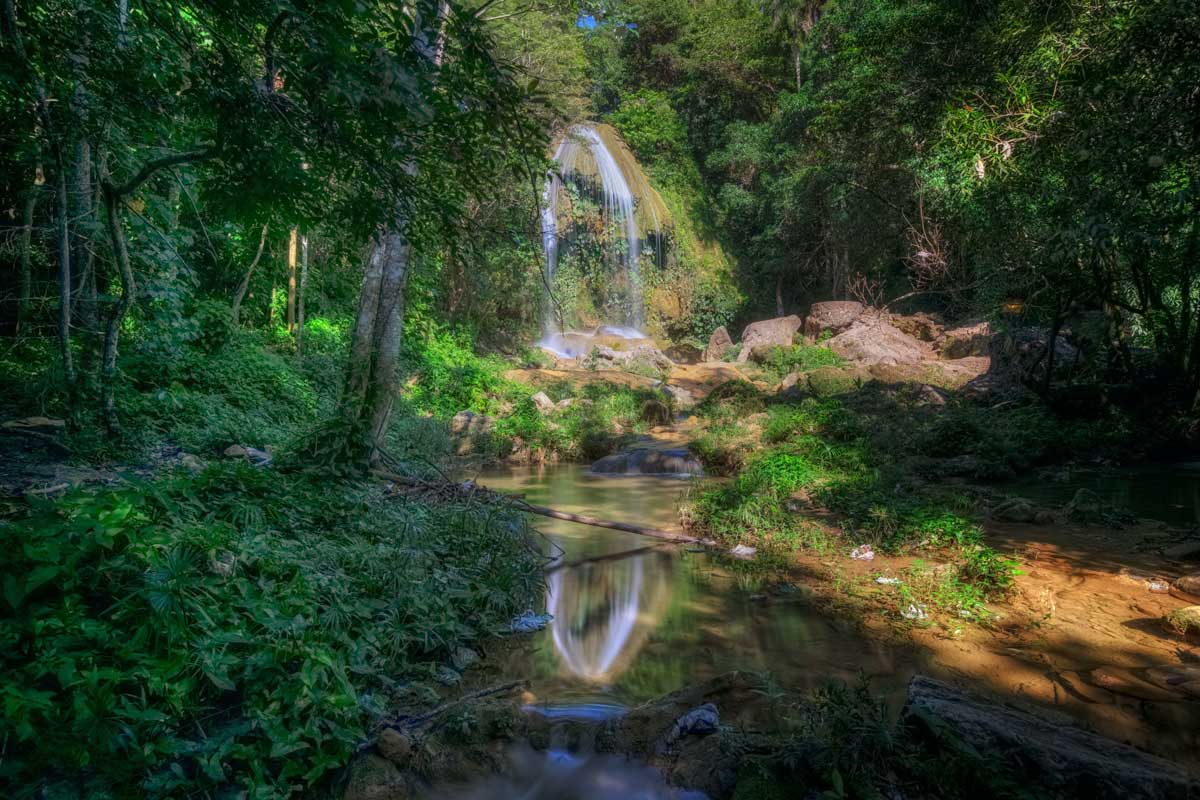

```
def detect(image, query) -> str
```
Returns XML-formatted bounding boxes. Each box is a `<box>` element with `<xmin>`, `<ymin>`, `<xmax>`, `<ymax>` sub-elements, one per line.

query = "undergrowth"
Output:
<box><xmin>0</xmin><ymin>464</ymin><xmax>543</xmax><ymax>798</ymax></box>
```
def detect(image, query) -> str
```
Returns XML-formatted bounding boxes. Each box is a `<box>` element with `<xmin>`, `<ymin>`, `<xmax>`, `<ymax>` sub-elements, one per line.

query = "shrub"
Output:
<box><xmin>0</xmin><ymin>465</ymin><xmax>542</xmax><ymax>798</ymax></box>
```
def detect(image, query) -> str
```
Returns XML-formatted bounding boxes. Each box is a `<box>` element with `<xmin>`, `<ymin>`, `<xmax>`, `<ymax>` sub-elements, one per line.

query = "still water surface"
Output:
<box><xmin>477</xmin><ymin>464</ymin><xmax>910</xmax><ymax>714</ymax></box>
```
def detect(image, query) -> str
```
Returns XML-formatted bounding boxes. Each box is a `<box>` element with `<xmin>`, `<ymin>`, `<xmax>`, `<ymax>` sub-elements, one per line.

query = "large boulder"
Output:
<box><xmin>664</xmin><ymin>343</ymin><xmax>702</xmax><ymax>364</ymax></box>
<box><xmin>702</xmin><ymin>326</ymin><xmax>734</xmax><ymax>362</ymax></box>
<box><xmin>590</xmin><ymin>448</ymin><xmax>703</xmax><ymax>476</ymax></box>
<box><xmin>589</xmin><ymin>344</ymin><xmax>673</xmax><ymax>373</ymax></box>
<box><xmin>826</xmin><ymin>318</ymin><xmax>924</xmax><ymax>365</ymax></box>
<box><xmin>804</xmin><ymin>301</ymin><xmax>864</xmax><ymax>338</ymax></box>
<box><xmin>735</xmin><ymin>315</ymin><xmax>803</xmax><ymax>362</ymax></box>
<box><xmin>903</xmin><ymin>675</ymin><xmax>1200</xmax><ymax>800</ymax></box>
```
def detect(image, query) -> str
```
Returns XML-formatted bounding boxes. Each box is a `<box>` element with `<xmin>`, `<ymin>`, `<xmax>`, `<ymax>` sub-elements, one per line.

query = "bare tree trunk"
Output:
<box><xmin>231</xmin><ymin>223</ymin><xmax>268</xmax><ymax>325</ymax></box>
<box><xmin>775</xmin><ymin>273</ymin><xmax>785</xmax><ymax>317</ymax></box>
<box><xmin>286</xmin><ymin>226</ymin><xmax>298</xmax><ymax>333</ymax></box>
<box><xmin>101</xmin><ymin>183</ymin><xmax>135</xmax><ymax>435</ymax></box>
<box><xmin>296</xmin><ymin>232</ymin><xmax>309</xmax><ymax>354</ymax></box>
<box><xmin>336</xmin><ymin>3</ymin><xmax>448</xmax><ymax>464</ymax></box>
<box><xmin>17</xmin><ymin>188</ymin><xmax>37</xmax><ymax>336</ymax></box>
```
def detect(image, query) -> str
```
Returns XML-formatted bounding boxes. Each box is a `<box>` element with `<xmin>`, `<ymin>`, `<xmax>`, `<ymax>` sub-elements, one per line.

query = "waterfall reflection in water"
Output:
<box><xmin>548</xmin><ymin>551</ymin><xmax>672</xmax><ymax>684</ymax></box>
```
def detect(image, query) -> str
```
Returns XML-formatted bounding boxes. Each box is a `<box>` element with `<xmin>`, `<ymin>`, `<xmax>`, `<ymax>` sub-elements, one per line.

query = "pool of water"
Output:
<box><xmin>1012</xmin><ymin>463</ymin><xmax>1200</xmax><ymax>527</ymax></box>
<box><xmin>477</xmin><ymin>464</ymin><xmax>911</xmax><ymax>712</ymax></box>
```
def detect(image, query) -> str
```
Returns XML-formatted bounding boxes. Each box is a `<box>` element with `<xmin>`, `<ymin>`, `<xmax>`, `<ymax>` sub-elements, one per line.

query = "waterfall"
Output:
<box><xmin>540</xmin><ymin>124</ymin><xmax>665</xmax><ymax>337</ymax></box>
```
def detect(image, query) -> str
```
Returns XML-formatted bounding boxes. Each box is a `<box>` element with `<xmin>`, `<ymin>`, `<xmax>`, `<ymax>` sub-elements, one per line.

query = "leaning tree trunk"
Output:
<box><xmin>231</xmin><ymin>223</ymin><xmax>268</xmax><ymax>325</ymax></box>
<box><xmin>100</xmin><ymin>183</ymin><xmax>136</xmax><ymax>435</ymax></box>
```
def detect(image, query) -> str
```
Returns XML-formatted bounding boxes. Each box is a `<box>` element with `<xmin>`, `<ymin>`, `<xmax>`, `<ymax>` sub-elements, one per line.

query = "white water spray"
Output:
<box><xmin>540</xmin><ymin>124</ymin><xmax>664</xmax><ymax>338</ymax></box>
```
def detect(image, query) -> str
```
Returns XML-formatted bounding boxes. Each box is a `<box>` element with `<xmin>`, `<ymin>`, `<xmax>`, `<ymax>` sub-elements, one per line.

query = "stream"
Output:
<box><xmin>476</xmin><ymin>464</ymin><xmax>912</xmax><ymax>721</ymax></box>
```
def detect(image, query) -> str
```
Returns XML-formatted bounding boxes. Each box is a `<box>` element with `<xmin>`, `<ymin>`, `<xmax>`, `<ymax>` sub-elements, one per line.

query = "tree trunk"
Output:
<box><xmin>775</xmin><ymin>273</ymin><xmax>785</xmax><ymax>317</ymax></box>
<box><xmin>296</xmin><ymin>232</ymin><xmax>309</xmax><ymax>353</ymax></box>
<box><xmin>335</xmin><ymin>2</ymin><xmax>447</xmax><ymax>464</ymax></box>
<box><xmin>16</xmin><ymin>188</ymin><xmax>37</xmax><ymax>336</ymax></box>
<box><xmin>231</xmin><ymin>223</ymin><xmax>268</xmax><ymax>325</ymax></box>
<box><xmin>54</xmin><ymin>156</ymin><xmax>76</xmax><ymax>390</ymax></box>
<box><xmin>286</xmin><ymin>226</ymin><xmax>298</xmax><ymax>333</ymax></box>
<box><xmin>101</xmin><ymin>183</ymin><xmax>136</xmax><ymax>436</ymax></box>
<box><xmin>341</xmin><ymin>232</ymin><xmax>409</xmax><ymax>463</ymax></box>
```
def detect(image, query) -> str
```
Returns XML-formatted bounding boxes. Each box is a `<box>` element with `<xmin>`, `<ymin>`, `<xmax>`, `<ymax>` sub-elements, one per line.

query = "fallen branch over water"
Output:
<box><xmin>372</xmin><ymin>469</ymin><xmax>718</xmax><ymax>548</ymax></box>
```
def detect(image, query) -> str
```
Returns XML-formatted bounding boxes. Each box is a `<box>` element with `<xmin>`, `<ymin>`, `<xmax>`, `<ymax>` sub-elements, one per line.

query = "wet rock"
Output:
<box><xmin>936</xmin><ymin>321</ymin><xmax>992</xmax><ymax>359</ymax></box>
<box><xmin>531</xmin><ymin>392</ymin><xmax>556</xmax><ymax>414</ymax></box>
<box><xmin>903</xmin><ymin>675</ymin><xmax>1200</xmax><ymax>799</ymax></box>
<box><xmin>1065</xmin><ymin>488</ymin><xmax>1109</xmax><ymax>523</ymax></box>
<box><xmin>509</xmin><ymin>610</ymin><xmax>553</xmax><ymax>633</ymax></box>
<box><xmin>826</xmin><ymin>318</ymin><xmax>924</xmax><ymax>366</ymax></box>
<box><xmin>376</xmin><ymin>728</ymin><xmax>413</xmax><ymax>765</ymax></box>
<box><xmin>736</xmin><ymin>315</ymin><xmax>803</xmax><ymax>363</ymax></box>
<box><xmin>1164</xmin><ymin>606</ymin><xmax>1200</xmax><ymax>641</ymax></box>
<box><xmin>1174</xmin><ymin>573</ymin><xmax>1200</xmax><ymax>599</ymax></box>
<box><xmin>804</xmin><ymin>301</ymin><xmax>865</xmax><ymax>338</ymax></box>
<box><xmin>343</xmin><ymin>753</ymin><xmax>415</xmax><ymax>800</ymax></box>
<box><xmin>728</xmin><ymin>544</ymin><xmax>756</xmax><ymax>559</ymax></box>
<box><xmin>589</xmin><ymin>448</ymin><xmax>703</xmax><ymax>476</ymax></box>
<box><xmin>223</xmin><ymin>444</ymin><xmax>272</xmax><ymax>466</ymax></box>
<box><xmin>703</xmin><ymin>326</ymin><xmax>734</xmax><ymax>362</ymax></box>
<box><xmin>991</xmin><ymin>497</ymin><xmax>1036</xmax><ymax>523</ymax></box>
<box><xmin>661</xmin><ymin>703</ymin><xmax>720</xmax><ymax>751</ymax></box>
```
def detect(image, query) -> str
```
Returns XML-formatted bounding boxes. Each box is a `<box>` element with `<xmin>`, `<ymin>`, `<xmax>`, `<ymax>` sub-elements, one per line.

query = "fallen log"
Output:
<box><xmin>373</xmin><ymin>469</ymin><xmax>719</xmax><ymax>548</ymax></box>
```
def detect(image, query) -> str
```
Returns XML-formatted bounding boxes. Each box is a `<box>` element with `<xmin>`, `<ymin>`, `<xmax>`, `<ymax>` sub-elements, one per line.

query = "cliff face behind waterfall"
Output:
<box><xmin>542</xmin><ymin>121</ymin><xmax>739</xmax><ymax>342</ymax></box>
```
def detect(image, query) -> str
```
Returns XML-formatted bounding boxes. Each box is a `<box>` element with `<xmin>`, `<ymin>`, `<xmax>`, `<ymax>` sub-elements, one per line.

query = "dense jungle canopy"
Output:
<box><xmin>2</xmin><ymin>0</ymin><xmax>1200</xmax><ymax>798</ymax></box>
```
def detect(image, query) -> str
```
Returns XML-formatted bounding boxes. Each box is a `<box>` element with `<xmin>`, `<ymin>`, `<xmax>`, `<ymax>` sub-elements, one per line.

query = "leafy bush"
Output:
<box><xmin>0</xmin><ymin>465</ymin><xmax>542</xmax><ymax>798</ymax></box>
<box><xmin>753</xmin><ymin>344</ymin><xmax>843</xmax><ymax>381</ymax></box>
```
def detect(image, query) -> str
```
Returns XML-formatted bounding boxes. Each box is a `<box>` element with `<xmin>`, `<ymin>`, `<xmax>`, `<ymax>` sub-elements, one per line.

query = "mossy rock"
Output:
<box><xmin>1163</xmin><ymin>606</ymin><xmax>1200</xmax><ymax>641</ymax></box>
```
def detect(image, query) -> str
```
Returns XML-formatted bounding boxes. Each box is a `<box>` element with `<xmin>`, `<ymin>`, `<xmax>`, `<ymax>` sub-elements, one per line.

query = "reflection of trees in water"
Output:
<box><xmin>548</xmin><ymin>552</ymin><xmax>672</xmax><ymax>683</ymax></box>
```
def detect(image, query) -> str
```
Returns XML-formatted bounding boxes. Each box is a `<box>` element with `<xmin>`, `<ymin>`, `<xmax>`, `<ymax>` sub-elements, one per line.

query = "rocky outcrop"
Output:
<box><xmin>888</xmin><ymin>311</ymin><xmax>943</xmax><ymax>342</ymax></box>
<box><xmin>665</xmin><ymin>343</ymin><xmax>702</xmax><ymax>364</ymax></box>
<box><xmin>903</xmin><ymin>675</ymin><xmax>1200</xmax><ymax>800</ymax></box>
<box><xmin>736</xmin><ymin>315</ymin><xmax>802</xmax><ymax>362</ymax></box>
<box><xmin>590</xmin><ymin>448</ymin><xmax>703</xmax><ymax>476</ymax></box>
<box><xmin>703</xmin><ymin>326</ymin><xmax>734</xmax><ymax>362</ymax></box>
<box><xmin>223</xmin><ymin>444</ymin><xmax>272</xmax><ymax>466</ymax></box>
<box><xmin>591</xmin><ymin>344</ymin><xmax>673</xmax><ymax>373</ymax></box>
<box><xmin>826</xmin><ymin>318</ymin><xmax>925</xmax><ymax>365</ymax></box>
<box><xmin>530</xmin><ymin>392</ymin><xmax>557</xmax><ymax>414</ymax></box>
<box><xmin>936</xmin><ymin>320</ymin><xmax>992</xmax><ymax>358</ymax></box>
<box><xmin>804</xmin><ymin>301</ymin><xmax>864</xmax><ymax>338</ymax></box>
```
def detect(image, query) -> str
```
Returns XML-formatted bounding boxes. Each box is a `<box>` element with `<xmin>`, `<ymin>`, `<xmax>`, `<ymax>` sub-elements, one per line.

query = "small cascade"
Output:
<box><xmin>540</xmin><ymin>123</ymin><xmax>669</xmax><ymax>340</ymax></box>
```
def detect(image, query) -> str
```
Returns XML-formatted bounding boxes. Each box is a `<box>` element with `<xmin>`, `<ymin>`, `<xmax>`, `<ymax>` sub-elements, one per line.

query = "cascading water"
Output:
<box><xmin>539</xmin><ymin>124</ymin><xmax>667</xmax><ymax>352</ymax></box>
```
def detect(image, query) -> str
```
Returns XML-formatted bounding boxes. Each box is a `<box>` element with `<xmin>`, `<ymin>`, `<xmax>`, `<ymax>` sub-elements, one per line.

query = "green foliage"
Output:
<box><xmin>0</xmin><ymin>466</ymin><xmax>542</xmax><ymax>798</ymax></box>
<box><xmin>753</xmin><ymin>344</ymin><xmax>843</xmax><ymax>381</ymax></box>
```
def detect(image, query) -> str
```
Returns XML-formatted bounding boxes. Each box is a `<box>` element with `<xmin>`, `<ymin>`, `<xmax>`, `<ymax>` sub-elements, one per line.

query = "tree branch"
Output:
<box><xmin>111</xmin><ymin>147</ymin><xmax>217</xmax><ymax>198</ymax></box>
